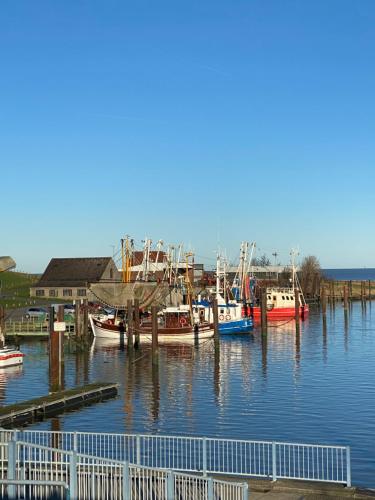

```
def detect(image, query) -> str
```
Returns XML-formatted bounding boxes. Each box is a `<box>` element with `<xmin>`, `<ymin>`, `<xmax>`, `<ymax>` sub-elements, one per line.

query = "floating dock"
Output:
<box><xmin>0</xmin><ymin>382</ymin><xmax>118</xmax><ymax>427</ymax></box>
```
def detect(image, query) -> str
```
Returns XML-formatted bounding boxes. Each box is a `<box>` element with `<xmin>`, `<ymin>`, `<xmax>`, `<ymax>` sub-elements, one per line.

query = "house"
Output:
<box><xmin>30</xmin><ymin>257</ymin><xmax>120</xmax><ymax>301</ymax></box>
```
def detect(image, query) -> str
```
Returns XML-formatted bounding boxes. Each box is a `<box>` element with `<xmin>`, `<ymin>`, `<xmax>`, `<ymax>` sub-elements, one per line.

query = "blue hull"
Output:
<box><xmin>219</xmin><ymin>318</ymin><xmax>253</xmax><ymax>335</ymax></box>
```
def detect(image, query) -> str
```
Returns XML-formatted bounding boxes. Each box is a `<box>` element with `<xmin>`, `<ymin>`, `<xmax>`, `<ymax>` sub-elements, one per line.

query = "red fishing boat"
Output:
<box><xmin>249</xmin><ymin>287</ymin><xmax>309</xmax><ymax>322</ymax></box>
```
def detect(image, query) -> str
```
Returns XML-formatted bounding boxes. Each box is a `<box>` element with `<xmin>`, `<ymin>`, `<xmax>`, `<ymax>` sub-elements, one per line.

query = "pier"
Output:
<box><xmin>0</xmin><ymin>383</ymin><xmax>118</xmax><ymax>427</ymax></box>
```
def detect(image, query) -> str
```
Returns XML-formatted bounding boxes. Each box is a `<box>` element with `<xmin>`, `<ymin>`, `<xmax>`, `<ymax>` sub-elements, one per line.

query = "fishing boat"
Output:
<box><xmin>249</xmin><ymin>288</ymin><xmax>309</xmax><ymax>321</ymax></box>
<box><xmin>89</xmin><ymin>306</ymin><xmax>214</xmax><ymax>344</ymax></box>
<box><xmin>0</xmin><ymin>348</ymin><xmax>24</xmax><ymax>368</ymax></box>
<box><xmin>194</xmin><ymin>250</ymin><xmax>254</xmax><ymax>334</ymax></box>
<box><xmin>248</xmin><ymin>250</ymin><xmax>309</xmax><ymax>322</ymax></box>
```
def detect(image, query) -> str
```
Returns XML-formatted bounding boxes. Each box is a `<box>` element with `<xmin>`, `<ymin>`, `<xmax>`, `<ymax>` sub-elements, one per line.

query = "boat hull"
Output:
<box><xmin>219</xmin><ymin>318</ymin><xmax>253</xmax><ymax>334</ymax></box>
<box><xmin>0</xmin><ymin>349</ymin><xmax>24</xmax><ymax>368</ymax></box>
<box><xmin>89</xmin><ymin>316</ymin><xmax>214</xmax><ymax>343</ymax></box>
<box><xmin>250</xmin><ymin>305</ymin><xmax>309</xmax><ymax>321</ymax></box>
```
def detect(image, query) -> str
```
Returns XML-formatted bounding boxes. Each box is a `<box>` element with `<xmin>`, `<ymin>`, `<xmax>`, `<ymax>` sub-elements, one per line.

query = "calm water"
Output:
<box><xmin>323</xmin><ymin>268</ymin><xmax>375</xmax><ymax>280</ymax></box>
<box><xmin>2</xmin><ymin>301</ymin><xmax>375</xmax><ymax>487</ymax></box>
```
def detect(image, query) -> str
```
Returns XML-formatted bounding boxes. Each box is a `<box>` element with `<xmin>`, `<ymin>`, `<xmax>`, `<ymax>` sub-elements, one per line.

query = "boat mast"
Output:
<box><xmin>121</xmin><ymin>238</ymin><xmax>126</xmax><ymax>283</ymax></box>
<box><xmin>216</xmin><ymin>253</ymin><xmax>221</xmax><ymax>300</ymax></box>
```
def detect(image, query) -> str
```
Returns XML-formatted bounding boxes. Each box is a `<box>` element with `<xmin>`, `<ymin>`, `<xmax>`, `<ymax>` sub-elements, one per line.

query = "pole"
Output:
<box><xmin>295</xmin><ymin>288</ymin><xmax>300</xmax><ymax>333</ymax></box>
<box><xmin>369</xmin><ymin>280</ymin><xmax>371</xmax><ymax>300</ymax></box>
<box><xmin>151</xmin><ymin>305</ymin><xmax>158</xmax><ymax>363</ymax></box>
<box><xmin>261</xmin><ymin>288</ymin><xmax>267</xmax><ymax>333</ymax></box>
<box><xmin>75</xmin><ymin>301</ymin><xmax>82</xmax><ymax>338</ymax></box>
<box><xmin>82</xmin><ymin>299</ymin><xmax>88</xmax><ymax>337</ymax></box>
<box><xmin>134</xmin><ymin>298</ymin><xmax>140</xmax><ymax>348</ymax></box>
<box><xmin>321</xmin><ymin>286</ymin><xmax>327</xmax><ymax>316</ymax></box>
<box><xmin>343</xmin><ymin>285</ymin><xmax>349</xmax><ymax>311</ymax></box>
<box><xmin>212</xmin><ymin>298</ymin><xmax>219</xmax><ymax>341</ymax></box>
<box><xmin>127</xmin><ymin>299</ymin><xmax>134</xmax><ymax>349</ymax></box>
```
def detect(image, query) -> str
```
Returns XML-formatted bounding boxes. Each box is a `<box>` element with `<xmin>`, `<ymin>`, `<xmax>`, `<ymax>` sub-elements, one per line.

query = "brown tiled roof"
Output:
<box><xmin>34</xmin><ymin>257</ymin><xmax>113</xmax><ymax>287</ymax></box>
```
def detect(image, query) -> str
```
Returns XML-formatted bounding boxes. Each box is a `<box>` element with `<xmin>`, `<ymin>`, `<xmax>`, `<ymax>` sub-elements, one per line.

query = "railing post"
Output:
<box><xmin>272</xmin><ymin>442</ymin><xmax>277</xmax><ymax>481</ymax></box>
<box><xmin>73</xmin><ymin>432</ymin><xmax>78</xmax><ymax>452</ymax></box>
<box><xmin>136</xmin><ymin>435</ymin><xmax>141</xmax><ymax>465</ymax></box>
<box><xmin>69</xmin><ymin>451</ymin><xmax>77</xmax><ymax>500</ymax></box>
<box><xmin>122</xmin><ymin>461</ymin><xmax>130</xmax><ymax>500</ymax></box>
<box><xmin>346</xmin><ymin>446</ymin><xmax>351</xmax><ymax>487</ymax></box>
<box><xmin>7</xmin><ymin>440</ymin><xmax>17</xmax><ymax>499</ymax></box>
<box><xmin>166</xmin><ymin>470</ymin><xmax>174</xmax><ymax>500</ymax></box>
<box><xmin>202</xmin><ymin>437</ymin><xmax>207</xmax><ymax>476</ymax></box>
<box><xmin>207</xmin><ymin>477</ymin><xmax>214</xmax><ymax>500</ymax></box>
<box><xmin>242</xmin><ymin>482</ymin><xmax>249</xmax><ymax>500</ymax></box>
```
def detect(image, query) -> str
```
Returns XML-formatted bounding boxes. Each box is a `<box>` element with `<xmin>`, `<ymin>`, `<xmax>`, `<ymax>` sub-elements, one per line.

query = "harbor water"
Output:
<box><xmin>1</xmin><ymin>300</ymin><xmax>375</xmax><ymax>487</ymax></box>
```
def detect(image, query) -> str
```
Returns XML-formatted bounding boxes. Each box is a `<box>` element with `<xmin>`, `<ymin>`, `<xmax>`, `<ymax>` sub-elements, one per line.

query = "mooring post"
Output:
<box><xmin>75</xmin><ymin>300</ymin><xmax>82</xmax><ymax>338</ymax></box>
<box><xmin>82</xmin><ymin>299</ymin><xmax>88</xmax><ymax>337</ymax></box>
<box><xmin>321</xmin><ymin>287</ymin><xmax>327</xmax><ymax>316</ymax></box>
<box><xmin>369</xmin><ymin>280</ymin><xmax>371</xmax><ymax>301</ymax></box>
<box><xmin>343</xmin><ymin>285</ymin><xmax>349</xmax><ymax>311</ymax></box>
<box><xmin>0</xmin><ymin>305</ymin><xmax>5</xmax><ymax>349</ymax></box>
<box><xmin>349</xmin><ymin>280</ymin><xmax>353</xmax><ymax>300</ymax></box>
<box><xmin>212</xmin><ymin>298</ymin><xmax>219</xmax><ymax>341</ymax></box>
<box><xmin>133</xmin><ymin>298</ymin><xmax>140</xmax><ymax>348</ymax></box>
<box><xmin>261</xmin><ymin>288</ymin><xmax>267</xmax><ymax>333</ymax></box>
<box><xmin>127</xmin><ymin>299</ymin><xmax>134</xmax><ymax>349</ymax></box>
<box><xmin>295</xmin><ymin>288</ymin><xmax>300</xmax><ymax>333</ymax></box>
<box><xmin>151</xmin><ymin>305</ymin><xmax>158</xmax><ymax>363</ymax></box>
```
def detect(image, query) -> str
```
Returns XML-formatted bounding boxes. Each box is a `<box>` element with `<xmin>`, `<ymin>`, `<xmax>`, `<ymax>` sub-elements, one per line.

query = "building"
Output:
<box><xmin>30</xmin><ymin>257</ymin><xmax>120</xmax><ymax>301</ymax></box>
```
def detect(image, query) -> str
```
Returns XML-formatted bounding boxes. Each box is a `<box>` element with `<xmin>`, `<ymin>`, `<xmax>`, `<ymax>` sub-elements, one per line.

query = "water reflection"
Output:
<box><xmin>1</xmin><ymin>302</ymin><xmax>375</xmax><ymax>487</ymax></box>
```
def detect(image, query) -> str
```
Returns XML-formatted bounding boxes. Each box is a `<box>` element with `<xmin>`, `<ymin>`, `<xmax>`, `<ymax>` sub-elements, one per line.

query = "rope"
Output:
<box><xmin>265</xmin><ymin>318</ymin><xmax>296</xmax><ymax>328</ymax></box>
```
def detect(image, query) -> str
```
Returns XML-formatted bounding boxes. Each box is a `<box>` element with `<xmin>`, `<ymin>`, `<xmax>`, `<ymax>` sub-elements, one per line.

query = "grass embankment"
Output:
<box><xmin>0</xmin><ymin>271</ymin><xmax>65</xmax><ymax>309</ymax></box>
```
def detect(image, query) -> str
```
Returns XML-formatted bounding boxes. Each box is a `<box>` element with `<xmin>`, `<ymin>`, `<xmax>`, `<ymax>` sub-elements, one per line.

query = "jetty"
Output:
<box><xmin>0</xmin><ymin>383</ymin><xmax>118</xmax><ymax>427</ymax></box>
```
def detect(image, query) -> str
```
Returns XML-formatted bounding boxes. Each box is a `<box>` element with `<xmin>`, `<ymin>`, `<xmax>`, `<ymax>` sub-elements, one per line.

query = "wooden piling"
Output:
<box><xmin>75</xmin><ymin>301</ymin><xmax>82</xmax><ymax>338</ymax></box>
<box><xmin>361</xmin><ymin>281</ymin><xmax>365</xmax><ymax>302</ymax></box>
<box><xmin>49</xmin><ymin>305</ymin><xmax>64</xmax><ymax>392</ymax></box>
<box><xmin>212</xmin><ymin>298</ymin><xmax>219</xmax><ymax>341</ymax></box>
<box><xmin>0</xmin><ymin>306</ymin><xmax>5</xmax><ymax>349</ymax></box>
<box><xmin>82</xmin><ymin>299</ymin><xmax>88</xmax><ymax>337</ymax></box>
<box><xmin>151</xmin><ymin>305</ymin><xmax>158</xmax><ymax>363</ymax></box>
<box><xmin>261</xmin><ymin>288</ymin><xmax>267</xmax><ymax>333</ymax></box>
<box><xmin>343</xmin><ymin>285</ymin><xmax>349</xmax><ymax>311</ymax></box>
<box><xmin>369</xmin><ymin>280</ymin><xmax>371</xmax><ymax>300</ymax></box>
<box><xmin>295</xmin><ymin>288</ymin><xmax>300</xmax><ymax>332</ymax></box>
<box><xmin>127</xmin><ymin>299</ymin><xmax>134</xmax><ymax>349</ymax></box>
<box><xmin>133</xmin><ymin>299</ymin><xmax>140</xmax><ymax>348</ymax></box>
<box><xmin>321</xmin><ymin>286</ymin><xmax>327</xmax><ymax>315</ymax></box>
<box><xmin>349</xmin><ymin>280</ymin><xmax>353</xmax><ymax>300</ymax></box>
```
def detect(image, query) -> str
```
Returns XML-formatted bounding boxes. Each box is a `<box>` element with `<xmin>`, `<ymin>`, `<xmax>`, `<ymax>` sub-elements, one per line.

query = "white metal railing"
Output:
<box><xmin>0</xmin><ymin>429</ymin><xmax>351</xmax><ymax>487</ymax></box>
<box><xmin>0</xmin><ymin>439</ymin><xmax>248</xmax><ymax>499</ymax></box>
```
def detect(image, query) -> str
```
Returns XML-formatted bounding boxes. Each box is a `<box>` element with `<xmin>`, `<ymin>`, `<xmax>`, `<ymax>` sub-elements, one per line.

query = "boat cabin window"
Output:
<box><xmin>273</xmin><ymin>296</ymin><xmax>276</xmax><ymax>300</ymax></box>
<box><xmin>291</xmin><ymin>296</ymin><xmax>294</xmax><ymax>300</ymax></box>
<box><xmin>220</xmin><ymin>309</ymin><xmax>224</xmax><ymax>314</ymax></box>
<box><xmin>267</xmin><ymin>295</ymin><xmax>271</xmax><ymax>300</ymax></box>
<box><xmin>286</xmin><ymin>296</ymin><xmax>289</xmax><ymax>300</ymax></box>
<box><xmin>282</xmin><ymin>296</ymin><xmax>285</xmax><ymax>300</ymax></box>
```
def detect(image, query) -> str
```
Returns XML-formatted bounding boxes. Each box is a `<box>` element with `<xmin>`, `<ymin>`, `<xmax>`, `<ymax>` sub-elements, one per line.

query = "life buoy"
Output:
<box><xmin>226</xmin><ymin>315</ymin><xmax>231</xmax><ymax>320</ymax></box>
<box><xmin>266</xmin><ymin>304</ymin><xmax>274</xmax><ymax>311</ymax></box>
<box><xmin>179</xmin><ymin>317</ymin><xmax>187</xmax><ymax>326</ymax></box>
<box><xmin>219</xmin><ymin>314</ymin><xmax>224</xmax><ymax>321</ymax></box>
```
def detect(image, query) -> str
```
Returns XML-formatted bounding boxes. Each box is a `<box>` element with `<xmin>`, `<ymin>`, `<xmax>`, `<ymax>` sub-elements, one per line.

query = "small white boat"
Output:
<box><xmin>0</xmin><ymin>348</ymin><xmax>24</xmax><ymax>368</ymax></box>
<box><xmin>89</xmin><ymin>306</ymin><xmax>214</xmax><ymax>344</ymax></box>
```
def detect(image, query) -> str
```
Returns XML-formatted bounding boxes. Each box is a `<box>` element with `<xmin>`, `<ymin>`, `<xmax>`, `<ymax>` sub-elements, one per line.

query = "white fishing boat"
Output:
<box><xmin>0</xmin><ymin>348</ymin><xmax>24</xmax><ymax>368</ymax></box>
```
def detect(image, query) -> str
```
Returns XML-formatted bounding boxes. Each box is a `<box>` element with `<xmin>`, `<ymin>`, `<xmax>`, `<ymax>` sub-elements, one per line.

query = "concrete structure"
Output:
<box><xmin>30</xmin><ymin>257</ymin><xmax>120</xmax><ymax>301</ymax></box>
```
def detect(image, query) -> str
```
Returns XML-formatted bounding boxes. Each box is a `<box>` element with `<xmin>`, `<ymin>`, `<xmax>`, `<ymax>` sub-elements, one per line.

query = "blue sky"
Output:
<box><xmin>1</xmin><ymin>1</ymin><xmax>375</xmax><ymax>272</ymax></box>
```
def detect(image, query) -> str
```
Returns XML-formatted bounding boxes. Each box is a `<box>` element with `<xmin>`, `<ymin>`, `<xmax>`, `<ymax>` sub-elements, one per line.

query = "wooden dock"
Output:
<box><xmin>0</xmin><ymin>382</ymin><xmax>118</xmax><ymax>427</ymax></box>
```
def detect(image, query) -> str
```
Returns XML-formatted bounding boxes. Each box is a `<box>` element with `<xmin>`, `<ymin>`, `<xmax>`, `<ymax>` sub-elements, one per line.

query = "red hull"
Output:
<box><xmin>250</xmin><ymin>305</ymin><xmax>309</xmax><ymax>322</ymax></box>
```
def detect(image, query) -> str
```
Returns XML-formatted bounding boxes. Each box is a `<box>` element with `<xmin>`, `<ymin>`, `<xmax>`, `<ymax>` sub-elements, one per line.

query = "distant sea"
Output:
<box><xmin>323</xmin><ymin>268</ymin><xmax>375</xmax><ymax>280</ymax></box>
